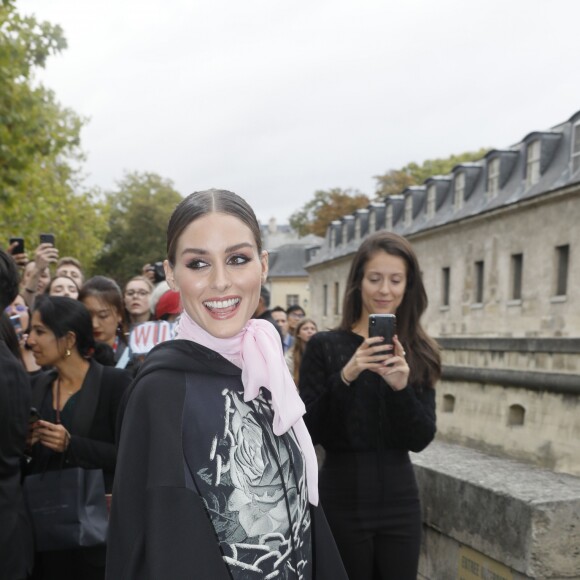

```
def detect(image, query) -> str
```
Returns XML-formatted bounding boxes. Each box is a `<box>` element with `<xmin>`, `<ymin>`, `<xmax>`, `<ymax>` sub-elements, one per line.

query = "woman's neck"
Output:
<box><xmin>55</xmin><ymin>356</ymin><xmax>91</xmax><ymax>390</ymax></box>
<box><xmin>351</xmin><ymin>318</ymin><xmax>369</xmax><ymax>338</ymax></box>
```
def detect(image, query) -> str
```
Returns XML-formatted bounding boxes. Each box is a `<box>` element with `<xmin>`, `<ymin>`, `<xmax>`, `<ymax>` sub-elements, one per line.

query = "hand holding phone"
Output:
<box><xmin>29</xmin><ymin>407</ymin><xmax>42</xmax><ymax>423</ymax></box>
<box><xmin>9</xmin><ymin>314</ymin><xmax>23</xmax><ymax>340</ymax></box>
<box><xmin>368</xmin><ymin>314</ymin><xmax>396</xmax><ymax>348</ymax></box>
<box><xmin>39</xmin><ymin>233</ymin><xmax>55</xmax><ymax>246</ymax></box>
<box><xmin>9</xmin><ymin>237</ymin><xmax>25</xmax><ymax>254</ymax></box>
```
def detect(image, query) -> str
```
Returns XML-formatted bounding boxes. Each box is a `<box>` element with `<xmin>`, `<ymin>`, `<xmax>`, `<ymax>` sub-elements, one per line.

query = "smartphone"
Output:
<box><xmin>9</xmin><ymin>237</ymin><xmax>25</xmax><ymax>254</ymax></box>
<box><xmin>39</xmin><ymin>233</ymin><xmax>55</xmax><ymax>246</ymax></box>
<box><xmin>368</xmin><ymin>314</ymin><xmax>396</xmax><ymax>348</ymax></box>
<box><xmin>9</xmin><ymin>314</ymin><xmax>23</xmax><ymax>340</ymax></box>
<box><xmin>29</xmin><ymin>407</ymin><xmax>42</xmax><ymax>423</ymax></box>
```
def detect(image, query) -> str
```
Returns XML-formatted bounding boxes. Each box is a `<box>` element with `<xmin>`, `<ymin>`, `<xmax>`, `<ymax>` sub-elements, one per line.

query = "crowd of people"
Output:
<box><xmin>1</xmin><ymin>188</ymin><xmax>440</xmax><ymax>580</ymax></box>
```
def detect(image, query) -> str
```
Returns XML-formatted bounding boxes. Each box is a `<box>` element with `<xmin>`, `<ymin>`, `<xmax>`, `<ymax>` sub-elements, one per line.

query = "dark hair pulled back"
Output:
<box><xmin>166</xmin><ymin>189</ymin><xmax>262</xmax><ymax>266</ymax></box>
<box><xmin>33</xmin><ymin>295</ymin><xmax>96</xmax><ymax>358</ymax></box>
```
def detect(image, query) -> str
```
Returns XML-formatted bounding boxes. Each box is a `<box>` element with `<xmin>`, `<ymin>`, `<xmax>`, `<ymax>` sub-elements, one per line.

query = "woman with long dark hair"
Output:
<box><xmin>106</xmin><ymin>189</ymin><xmax>346</xmax><ymax>579</ymax></box>
<box><xmin>26</xmin><ymin>295</ymin><xmax>131</xmax><ymax>579</ymax></box>
<box><xmin>299</xmin><ymin>231</ymin><xmax>441</xmax><ymax>580</ymax></box>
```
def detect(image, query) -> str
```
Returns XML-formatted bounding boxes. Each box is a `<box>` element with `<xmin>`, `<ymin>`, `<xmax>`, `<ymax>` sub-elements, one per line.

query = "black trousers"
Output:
<box><xmin>319</xmin><ymin>451</ymin><xmax>422</xmax><ymax>580</ymax></box>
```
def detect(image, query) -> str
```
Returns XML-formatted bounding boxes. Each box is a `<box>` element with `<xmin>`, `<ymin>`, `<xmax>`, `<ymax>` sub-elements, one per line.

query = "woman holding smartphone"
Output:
<box><xmin>106</xmin><ymin>190</ymin><xmax>346</xmax><ymax>580</ymax></box>
<box><xmin>299</xmin><ymin>231</ymin><xmax>441</xmax><ymax>580</ymax></box>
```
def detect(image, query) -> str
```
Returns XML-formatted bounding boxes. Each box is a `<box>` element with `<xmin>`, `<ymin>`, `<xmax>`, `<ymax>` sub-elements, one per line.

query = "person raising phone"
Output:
<box><xmin>299</xmin><ymin>231</ymin><xmax>441</xmax><ymax>580</ymax></box>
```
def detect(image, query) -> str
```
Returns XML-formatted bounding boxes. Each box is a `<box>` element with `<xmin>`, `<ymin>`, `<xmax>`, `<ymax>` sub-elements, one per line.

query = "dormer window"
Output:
<box><xmin>369</xmin><ymin>211</ymin><xmax>376</xmax><ymax>233</ymax></box>
<box><xmin>526</xmin><ymin>139</ymin><xmax>541</xmax><ymax>187</ymax></box>
<box><xmin>330</xmin><ymin>228</ymin><xmax>336</xmax><ymax>248</ymax></box>
<box><xmin>454</xmin><ymin>172</ymin><xmax>465</xmax><ymax>210</ymax></box>
<box><xmin>386</xmin><ymin>205</ymin><xmax>393</xmax><ymax>230</ymax></box>
<box><xmin>427</xmin><ymin>185</ymin><xmax>436</xmax><ymax>219</ymax></box>
<box><xmin>404</xmin><ymin>196</ymin><xmax>413</xmax><ymax>226</ymax></box>
<box><xmin>487</xmin><ymin>157</ymin><xmax>500</xmax><ymax>197</ymax></box>
<box><xmin>355</xmin><ymin>218</ymin><xmax>361</xmax><ymax>239</ymax></box>
<box><xmin>572</xmin><ymin>122</ymin><xmax>580</xmax><ymax>175</ymax></box>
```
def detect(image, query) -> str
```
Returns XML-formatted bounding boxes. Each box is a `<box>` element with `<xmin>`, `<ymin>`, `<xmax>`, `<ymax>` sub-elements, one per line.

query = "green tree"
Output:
<box><xmin>0</xmin><ymin>1</ymin><xmax>109</xmax><ymax>270</ymax></box>
<box><xmin>0</xmin><ymin>0</ymin><xmax>77</xmax><ymax>196</ymax></box>
<box><xmin>289</xmin><ymin>188</ymin><xmax>369</xmax><ymax>237</ymax></box>
<box><xmin>374</xmin><ymin>148</ymin><xmax>490</xmax><ymax>199</ymax></box>
<box><xmin>94</xmin><ymin>172</ymin><xmax>183</xmax><ymax>283</ymax></box>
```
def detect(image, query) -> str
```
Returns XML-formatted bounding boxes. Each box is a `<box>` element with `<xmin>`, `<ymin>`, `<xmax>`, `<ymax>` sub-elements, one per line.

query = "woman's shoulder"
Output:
<box><xmin>97</xmin><ymin>361</ymin><xmax>132</xmax><ymax>384</ymax></box>
<box><xmin>310</xmin><ymin>329</ymin><xmax>361</xmax><ymax>347</ymax></box>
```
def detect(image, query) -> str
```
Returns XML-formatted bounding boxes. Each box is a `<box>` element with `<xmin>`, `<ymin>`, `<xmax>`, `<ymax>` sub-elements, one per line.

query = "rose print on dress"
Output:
<box><xmin>195</xmin><ymin>388</ymin><xmax>311</xmax><ymax>579</ymax></box>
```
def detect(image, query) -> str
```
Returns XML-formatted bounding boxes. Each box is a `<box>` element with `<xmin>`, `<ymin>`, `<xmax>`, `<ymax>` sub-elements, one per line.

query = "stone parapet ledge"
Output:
<box><xmin>412</xmin><ymin>441</ymin><xmax>580</xmax><ymax>579</ymax></box>
<box><xmin>441</xmin><ymin>366</ymin><xmax>580</xmax><ymax>395</ymax></box>
<box><xmin>436</xmin><ymin>337</ymin><xmax>580</xmax><ymax>376</ymax></box>
<box><xmin>436</xmin><ymin>338</ymin><xmax>580</xmax><ymax>354</ymax></box>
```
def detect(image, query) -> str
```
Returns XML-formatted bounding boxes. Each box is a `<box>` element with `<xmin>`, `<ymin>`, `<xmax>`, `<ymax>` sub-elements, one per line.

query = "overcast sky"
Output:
<box><xmin>18</xmin><ymin>0</ymin><xmax>580</xmax><ymax>224</ymax></box>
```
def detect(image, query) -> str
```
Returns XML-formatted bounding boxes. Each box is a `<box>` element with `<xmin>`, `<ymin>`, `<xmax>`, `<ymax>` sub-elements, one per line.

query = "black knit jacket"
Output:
<box><xmin>299</xmin><ymin>330</ymin><xmax>436</xmax><ymax>453</ymax></box>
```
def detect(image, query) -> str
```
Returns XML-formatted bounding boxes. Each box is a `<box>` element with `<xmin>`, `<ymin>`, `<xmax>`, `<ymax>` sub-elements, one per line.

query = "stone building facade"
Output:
<box><xmin>304</xmin><ymin>110</ymin><xmax>580</xmax><ymax>476</ymax></box>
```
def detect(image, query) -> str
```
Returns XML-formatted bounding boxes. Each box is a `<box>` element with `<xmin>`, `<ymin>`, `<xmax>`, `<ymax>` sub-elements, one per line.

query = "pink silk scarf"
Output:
<box><xmin>175</xmin><ymin>310</ymin><xmax>319</xmax><ymax>505</ymax></box>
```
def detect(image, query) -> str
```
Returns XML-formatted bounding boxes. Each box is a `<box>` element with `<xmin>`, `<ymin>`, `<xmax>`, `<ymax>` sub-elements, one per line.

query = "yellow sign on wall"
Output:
<box><xmin>458</xmin><ymin>546</ymin><xmax>513</xmax><ymax>580</ymax></box>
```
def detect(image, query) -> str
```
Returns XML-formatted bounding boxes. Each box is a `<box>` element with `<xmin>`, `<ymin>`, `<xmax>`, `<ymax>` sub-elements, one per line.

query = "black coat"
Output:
<box><xmin>25</xmin><ymin>360</ymin><xmax>131</xmax><ymax>577</ymax></box>
<box><xmin>28</xmin><ymin>360</ymin><xmax>131</xmax><ymax>493</ymax></box>
<box><xmin>0</xmin><ymin>341</ymin><xmax>34</xmax><ymax>580</ymax></box>
<box><xmin>106</xmin><ymin>340</ymin><xmax>347</xmax><ymax>580</ymax></box>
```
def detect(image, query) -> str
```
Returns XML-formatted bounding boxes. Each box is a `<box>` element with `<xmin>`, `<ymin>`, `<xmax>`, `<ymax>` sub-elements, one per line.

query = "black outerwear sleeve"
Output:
<box><xmin>0</xmin><ymin>342</ymin><xmax>34</xmax><ymax>580</ymax></box>
<box><xmin>106</xmin><ymin>369</ymin><xmax>231</xmax><ymax>579</ymax></box>
<box><xmin>299</xmin><ymin>330</ymin><xmax>436</xmax><ymax>453</ymax></box>
<box><xmin>310</xmin><ymin>502</ymin><xmax>349</xmax><ymax>580</ymax></box>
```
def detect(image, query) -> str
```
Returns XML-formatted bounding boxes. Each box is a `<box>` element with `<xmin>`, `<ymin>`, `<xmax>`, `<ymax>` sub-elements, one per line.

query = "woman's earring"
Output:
<box><xmin>65</xmin><ymin>349</ymin><xmax>71</xmax><ymax>358</ymax></box>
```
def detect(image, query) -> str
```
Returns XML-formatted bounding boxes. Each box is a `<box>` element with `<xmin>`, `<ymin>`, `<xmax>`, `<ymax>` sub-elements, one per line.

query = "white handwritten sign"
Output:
<box><xmin>129</xmin><ymin>321</ymin><xmax>176</xmax><ymax>354</ymax></box>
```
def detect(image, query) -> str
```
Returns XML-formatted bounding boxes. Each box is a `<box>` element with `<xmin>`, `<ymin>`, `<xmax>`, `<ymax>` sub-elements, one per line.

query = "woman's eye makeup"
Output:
<box><xmin>185</xmin><ymin>254</ymin><xmax>251</xmax><ymax>269</ymax></box>
<box><xmin>228</xmin><ymin>254</ymin><xmax>251</xmax><ymax>266</ymax></box>
<box><xmin>186</xmin><ymin>259</ymin><xmax>209</xmax><ymax>270</ymax></box>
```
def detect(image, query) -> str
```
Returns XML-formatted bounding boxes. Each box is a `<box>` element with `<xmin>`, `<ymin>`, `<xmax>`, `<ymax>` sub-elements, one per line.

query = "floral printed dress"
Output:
<box><xmin>182</xmin><ymin>379</ymin><xmax>312</xmax><ymax>580</ymax></box>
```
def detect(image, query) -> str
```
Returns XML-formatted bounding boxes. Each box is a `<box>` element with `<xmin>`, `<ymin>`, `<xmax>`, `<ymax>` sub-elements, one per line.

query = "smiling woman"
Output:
<box><xmin>106</xmin><ymin>189</ymin><xmax>347</xmax><ymax>580</ymax></box>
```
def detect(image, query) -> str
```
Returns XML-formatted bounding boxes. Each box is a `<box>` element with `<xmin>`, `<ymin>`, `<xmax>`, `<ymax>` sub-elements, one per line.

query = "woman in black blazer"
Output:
<box><xmin>26</xmin><ymin>295</ymin><xmax>131</xmax><ymax>580</ymax></box>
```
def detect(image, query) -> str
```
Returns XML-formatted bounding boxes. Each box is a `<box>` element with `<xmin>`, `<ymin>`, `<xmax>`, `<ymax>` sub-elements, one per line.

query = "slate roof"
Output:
<box><xmin>307</xmin><ymin>109</ymin><xmax>580</xmax><ymax>267</ymax></box>
<box><xmin>268</xmin><ymin>243</ymin><xmax>322</xmax><ymax>277</ymax></box>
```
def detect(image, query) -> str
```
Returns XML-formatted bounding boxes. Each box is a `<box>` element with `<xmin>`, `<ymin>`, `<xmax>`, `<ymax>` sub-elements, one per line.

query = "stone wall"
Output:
<box><xmin>436</xmin><ymin>337</ymin><xmax>580</xmax><ymax>476</ymax></box>
<box><xmin>414</xmin><ymin>186</ymin><xmax>580</xmax><ymax>339</ymax></box>
<box><xmin>306</xmin><ymin>185</ymin><xmax>580</xmax><ymax>338</ymax></box>
<box><xmin>413</xmin><ymin>441</ymin><xmax>580</xmax><ymax>580</ymax></box>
